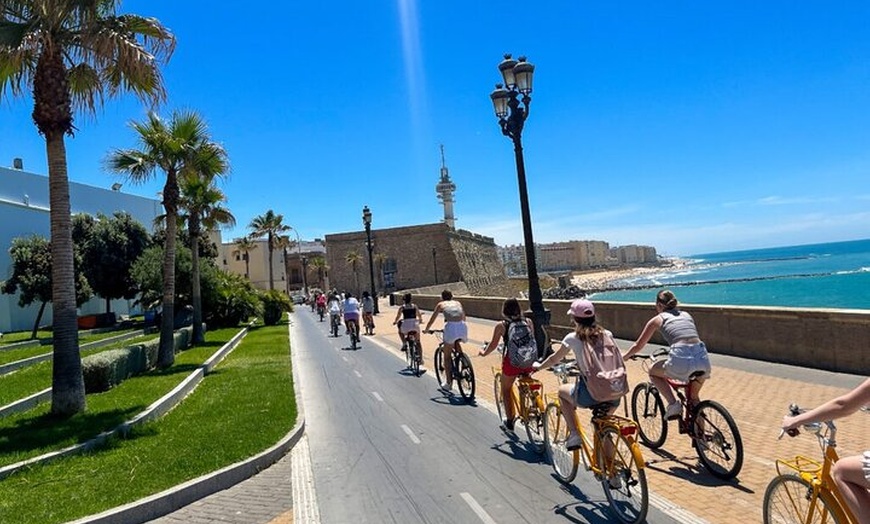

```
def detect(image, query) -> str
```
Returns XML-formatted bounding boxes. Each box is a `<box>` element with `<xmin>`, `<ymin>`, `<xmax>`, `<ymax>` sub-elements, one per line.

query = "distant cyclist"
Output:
<box><xmin>394</xmin><ymin>292</ymin><xmax>422</xmax><ymax>351</ymax></box>
<box><xmin>423</xmin><ymin>290</ymin><xmax>468</xmax><ymax>392</ymax></box>
<box><xmin>361</xmin><ymin>291</ymin><xmax>376</xmax><ymax>335</ymax></box>
<box><xmin>342</xmin><ymin>292</ymin><xmax>361</xmax><ymax>340</ymax></box>
<box><xmin>327</xmin><ymin>293</ymin><xmax>342</xmax><ymax>332</ymax></box>
<box><xmin>622</xmin><ymin>289</ymin><xmax>711</xmax><ymax>420</ymax></box>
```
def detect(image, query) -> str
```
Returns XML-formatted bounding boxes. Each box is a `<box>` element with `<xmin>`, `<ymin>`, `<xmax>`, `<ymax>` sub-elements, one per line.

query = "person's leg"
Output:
<box><xmin>559</xmin><ymin>384</ymin><xmax>580</xmax><ymax>438</ymax></box>
<box><xmin>442</xmin><ymin>342</ymin><xmax>454</xmax><ymax>388</ymax></box>
<box><xmin>832</xmin><ymin>455</ymin><xmax>870</xmax><ymax>524</ymax></box>
<box><xmin>501</xmin><ymin>374</ymin><xmax>517</xmax><ymax>425</ymax></box>
<box><xmin>649</xmin><ymin>360</ymin><xmax>677</xmax><ymax>404</ymax></box>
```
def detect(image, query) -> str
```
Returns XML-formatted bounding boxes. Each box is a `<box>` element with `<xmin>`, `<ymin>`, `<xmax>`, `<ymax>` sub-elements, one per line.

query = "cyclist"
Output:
<box><xmin>782</xmin><ymin>378</ymin><xmax>870</xmax><ymax>523</ymax></box>
<box><xmin>361</xmin><ymin>291</ymin><xmax>375</xmax><ymax>335</ymax></box>
<box><xmin>327</xmin><ymin>292</ymin><xmax>342</xmax><ymax>333</ymax></box>
<box><xmin>423</xmin><ymin>290</ymin><xmax>468</xmax><ymax>392</ymax></box>
<box><xmin>342</xmin><ymin>292</ymin><xmax>361</xmax><ymax>341</ymax></box>
<box><xmin>532</xmin><ymin>299</ymin><xmax>621</xmax><ymax>451</ymax></box>
<box><xmin>622</xmin><ymin>289</ymin><xmax>711</xmax><ymax>420</ymax></box>
<box><xmin>394</xmin><ymin>292</ymin><xmax>422</xmax><ymax>351</ymax></box>
<box><xmin>480</xmin><ymin>298</ymin><xmax>535</xmax><ymax>432</ymax></box>
<box><xmin>315</xmin><ymin>291</ymin><xmax>327</xmax><ymax>318</ymax></box>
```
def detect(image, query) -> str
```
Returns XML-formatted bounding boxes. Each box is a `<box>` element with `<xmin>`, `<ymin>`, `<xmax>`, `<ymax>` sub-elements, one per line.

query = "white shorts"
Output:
<box><xmin>663</xmin><ymin>342</ymin><xmax>712</xmax><ymax>382</ymax></box>
<box><xmin>443</xmin><ymin>321</ymin><xmax>468</xmax><ymax>345</ymax></box>
<box><xmin>399</xmin><ymin>319</ymin><xmax>420</xmax><ymax>335</ymax></box>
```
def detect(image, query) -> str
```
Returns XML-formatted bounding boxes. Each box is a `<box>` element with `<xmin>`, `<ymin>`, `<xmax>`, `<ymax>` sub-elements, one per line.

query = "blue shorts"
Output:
<box><xmin>572</xmin><ymin>379</ymin><xmax>621</xmax><ymax>409</ymax></box>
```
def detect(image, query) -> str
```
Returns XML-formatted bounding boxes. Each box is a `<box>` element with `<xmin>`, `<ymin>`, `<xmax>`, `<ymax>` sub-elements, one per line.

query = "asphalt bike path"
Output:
<box><xmin>295</xmin><ymin>310</ymin><xmax>681</xmax><ymax>524</ymax></box>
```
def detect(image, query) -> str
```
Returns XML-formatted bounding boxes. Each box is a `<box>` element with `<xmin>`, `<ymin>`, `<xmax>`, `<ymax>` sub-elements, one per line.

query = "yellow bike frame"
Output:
<box><xmin>774</xmin><ymin>444</ymin><xmax>857</xmax><ymax>523</ymax></box>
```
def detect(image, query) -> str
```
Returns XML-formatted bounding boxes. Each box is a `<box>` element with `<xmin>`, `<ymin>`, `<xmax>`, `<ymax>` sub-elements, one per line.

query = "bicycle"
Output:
<box><xmin>542</xmin><ymin>359</ymin><xmax>649</xmax><ymax>524</ymax></box>
<box><xmin>317</xmin><ymin>304</ymin><xmax>325</xmax><ymax>322</ymax></box>
<box><xmin>404</xmin><ymin>329</ymin><xmax>423</xmax><ymax>377</ymax></box>
<box><xmin>348</xmin><ymin>318</ymin><xmax>360</xmax><ymax>350</ymax></box>
<box><xmin>330</xmin><ymin>312</ymin><xmax>341</xmax><ymax>338</ymax></box>
<box><xmin>427</xmin><ymin>329</ymin><xmax>475</xmax><ymax>401</ymax></box>
<box><xmin>762</xmin><ymin>404</ymin><xmax>861</xmax><ymax>523</ymax></box>
<box><xmin>363</xmin><ymin>313</ymin><xmax>375</xmax><ymax>335</ymax></box>
<box><xmin>492</xmin><ymin>352</ymin><xmax>546</xmax><ymax>453</ymax></box>
<box><xmin>629</xmin><ymin>349</ymin><xmax>744</xmax><ymax>480</ymax></box>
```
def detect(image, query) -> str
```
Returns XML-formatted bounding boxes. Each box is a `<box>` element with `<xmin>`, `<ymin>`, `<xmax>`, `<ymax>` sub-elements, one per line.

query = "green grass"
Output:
<box><xmin>0</xmin><ymin>321</ymin><xmax>294</xmax><ymax>524</ymax></box>
<box><xmin>0</xmin><ymin>335</ymin><xmax>160</xmax><ymax>407</ymax></box>
<box><xmin>0</xmin><ymin>330</ymin><xmax>52</xmax><ymax>345</ymax></box>
<box><xmin>0</xmin><ymin>328</ymin><xmax>142</xmax><ymax>367</ymax></box>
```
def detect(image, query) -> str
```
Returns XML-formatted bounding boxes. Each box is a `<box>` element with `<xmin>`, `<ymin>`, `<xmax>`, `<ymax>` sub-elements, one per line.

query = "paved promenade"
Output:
<box><xmin>152</xmin><ymin>301</ymin><xmax>868</xmax><ymax>523</ymax></box>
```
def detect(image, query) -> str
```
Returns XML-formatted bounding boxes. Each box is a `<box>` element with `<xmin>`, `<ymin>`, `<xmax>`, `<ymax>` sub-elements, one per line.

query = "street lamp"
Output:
<box><xmin>289</xmin><ymin>226</ymin><xmax>305</xmax><ymax>295</ymax></box>
<box><xmin>362</xmin><ymin>206</ymin><xmax>379</xmax><ymax>314</ymax></box>
<box><xmin>490</xmin><ymin>53</ymin><xmax>550</xmax><ymax>354</ymax></box>
<box><xmin>301</xmin><ymin>255</ymin><xmax>309</xmax><ymax>297</ymax></box>
<box><xmin>432</xmin><ymin>247</ymin><xmax>438</xmax><ymax>284</ymax></box>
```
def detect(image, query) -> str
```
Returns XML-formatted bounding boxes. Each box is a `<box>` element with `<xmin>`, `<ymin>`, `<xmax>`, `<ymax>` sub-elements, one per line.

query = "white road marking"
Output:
<box><xmin>460</xmin><ymin>492</ymin><xmax>497</xmax><ymax>524</ymax></box>
<box><xmin>401</xmin><ymin>424</ymin><xmax>421</xmax><ymax>444</ymax></box>
<box><xmin>291</xmin><ymin>434</ymin><xmax>321</xmax><ymax>523</ymax></box>
<box><xmin>372</xmin><ymin>391</ymin><xmax>384</xmax><ymax>402</ymax></box>
<box><xmin>342</xmin><ymin>356</ymin><xmax>349</xmax><ymax>362</ymax></box>
<box><xmin>354</xmin><ymin>370</ymin><xmax>362</xmax><ymax>378</ymax></box>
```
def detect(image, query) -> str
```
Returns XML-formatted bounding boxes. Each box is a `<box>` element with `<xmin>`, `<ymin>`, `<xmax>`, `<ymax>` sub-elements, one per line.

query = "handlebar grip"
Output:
<box><xmin>786</xmin><ymin>428</ymin><xmax>800</xmax><ymax>437</ymax></box>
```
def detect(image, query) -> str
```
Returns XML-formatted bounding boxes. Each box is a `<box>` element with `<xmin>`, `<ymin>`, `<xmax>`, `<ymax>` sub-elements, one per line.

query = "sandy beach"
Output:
<box><xmin>569</xmin><ymin>259</ymin><xmax>687</xmax><ymax>291</ymax></box>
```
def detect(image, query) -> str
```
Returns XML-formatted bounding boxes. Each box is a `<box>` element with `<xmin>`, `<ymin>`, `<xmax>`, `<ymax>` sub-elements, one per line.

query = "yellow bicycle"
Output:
<box><xmin>762</xmin><ymin>404</ymin><xmax>860</xmax><ymax>523</ymax></box>
<box><xmin>492</xmin><ymin>365</ymin><xmax>546</xmax><ymax>453</ymax></box>
<box><xmin>542</xmin><ymin>359</ymin><xmax>649</xmax><ymax>524</ymax></box>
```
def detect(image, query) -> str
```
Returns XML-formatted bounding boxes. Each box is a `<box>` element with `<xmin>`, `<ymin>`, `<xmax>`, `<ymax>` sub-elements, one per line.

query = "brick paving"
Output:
<box><xmin>152</xmin><ymin>302</ymin><xmax>868</xmax><ymax>524</ymax></box>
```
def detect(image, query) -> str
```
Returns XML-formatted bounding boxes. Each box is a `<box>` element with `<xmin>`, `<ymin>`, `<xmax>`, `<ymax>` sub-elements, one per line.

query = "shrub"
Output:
<box><xmin>260</xmin><ymin>290</ymin><xmax>293</xmax><ymax>325</ymax></box>
<box><xmin>206</xmin><ymin>271</ymin><xmax>262</xmax><ymax>328</ymax></box>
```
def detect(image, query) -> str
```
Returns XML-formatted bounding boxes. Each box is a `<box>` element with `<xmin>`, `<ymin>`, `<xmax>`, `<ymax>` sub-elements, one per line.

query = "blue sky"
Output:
<box><xmin>2</xmin><ymin>1</ymin><xmax>870</xmax><ymax>256</ymax></box>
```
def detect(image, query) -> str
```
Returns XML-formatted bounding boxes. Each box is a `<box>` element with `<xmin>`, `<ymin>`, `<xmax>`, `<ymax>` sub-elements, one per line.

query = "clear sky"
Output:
<box><xmin>2</xmin><ymin>1</ymin><xmax>870</xmax><ymax>256</ymax></box>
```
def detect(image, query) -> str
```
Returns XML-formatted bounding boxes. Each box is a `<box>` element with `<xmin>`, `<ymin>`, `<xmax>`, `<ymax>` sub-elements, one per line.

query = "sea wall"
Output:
<box><xmin>400</xmin><ymin>294</ymin><xmax>870</xmax><ymax>375</ymax></box>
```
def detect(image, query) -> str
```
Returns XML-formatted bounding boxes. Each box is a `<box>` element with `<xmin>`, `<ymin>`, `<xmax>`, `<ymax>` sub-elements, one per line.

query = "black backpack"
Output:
<box><xmin>502</xmin><ymin>319</ymin><xmax>537</xmax><ymax>368</ymax></box>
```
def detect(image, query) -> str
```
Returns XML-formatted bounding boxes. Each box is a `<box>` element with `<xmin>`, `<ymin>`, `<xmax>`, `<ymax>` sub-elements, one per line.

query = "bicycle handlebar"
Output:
<box><xmin>778</xmin><ymin>403</ymin><xmax>835</xmax><ymax>440</ymax></box>
<box><xmin>629</xmin><ymin>348</ymin><xmax>669</xmax><ymax>360</ymax></box>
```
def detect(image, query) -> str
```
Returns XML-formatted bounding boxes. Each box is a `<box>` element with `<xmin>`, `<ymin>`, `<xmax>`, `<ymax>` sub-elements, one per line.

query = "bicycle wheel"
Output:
<box><xmin>493</xmin><ymin>372</ymin><xmax>506</xmax><ymax>422</ymax></box>
<box><xmin>433</xmin><ymin>346</ymin><xmax>444</xmax><ymax>386</ymax></box>
<box><xmin>763</xmin><ymin>474</ymin><xmax>847</xmax><ymax>524</ymax></box>
<box><xmin>692</xmin><ymin>400</ymin><xmax>744</xmax><ymax>479</ymax></box>
<box><xmin>543</xmin><ymin>402</ymin><xmax>578</xmax><ymax>483</ymax></box>
<box><xmin>630</xmin><ymin>383</ymin><xmax>667</xmax><ymax>449</ymax></box>
<box><xmin>456</xmin><ymin>353</ymin><xmax>475</xmax><ymax>401</ymax></box>
<box><xmin>523</xmin><ymin>391</ymin><xmax>545</xmax><ymax>454</ymax></box>
<box><xmin>597</xmin><ymin>426</ymin><xmax>649</xmax><ymax>524</ymax></box>
<box><xmin>410</xmin><ymin>339</ymin><xmax>421</xmax><ymax>376</ymax></box>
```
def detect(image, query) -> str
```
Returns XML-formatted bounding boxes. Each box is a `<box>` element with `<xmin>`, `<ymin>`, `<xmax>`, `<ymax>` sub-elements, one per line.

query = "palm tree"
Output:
<box><xmin>346</xmin><ymin>250</ymin><xmax>362</xmax><ymax>296</ymax></box>
<box><xmin>107</xmin><ymin>111</ymin><xmax>213</xmax><ymax>368</ymax></box>
<box><xmin>179</xmin><ymin>163</ymin><xmax>233</xmax><ymax>344</ymax></box>
<box><xmin>249</xmin><ymin>210</ymin><xmax>289</xmax><ymax>291</ymax></box>
<box><xmin>374</xmin><ymin>253</ymin><xmax>387</xmax><ymax>294</ymax></box>
<box><xmin>274</xmin><ymin>234</ymin><xmax>294</xmax><ymax>294</ymax></box>
<box><xmin>233</xmin><ymin>237</ymin><xmax>257</xmax><ymax>279</ymax></box>
<box><xmin>0</xmin><ymin>1</ymin><xmax>174</xmax><ymax>416</ymax></box>
<box><xmin>310</xmin><ymin>256</ymin><xmax>328</xmax><ymax>291</ymax></box>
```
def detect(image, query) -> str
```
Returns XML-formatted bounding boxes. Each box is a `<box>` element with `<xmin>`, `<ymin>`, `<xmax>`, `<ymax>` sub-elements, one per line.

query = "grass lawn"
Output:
<box><xmin>0</xmin><ymin>334</ymin><xmax>160</xmax><ymax>407</ymax></box>
<box><xmin>0</xmin><ymin>327</ymin><xmax>142</xmax><ymax>366</ymax></box>
<box><xmin>0</xmin><ymin>320</ymin><xmax>295</xmax><ymax>524</ymax></box>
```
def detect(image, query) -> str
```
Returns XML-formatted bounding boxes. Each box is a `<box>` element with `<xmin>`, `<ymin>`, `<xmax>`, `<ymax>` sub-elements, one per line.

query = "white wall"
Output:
<box><xmin>0</xmin><ymin>167</ymin><xmax>161</xmax><ymax>333</ymax></box>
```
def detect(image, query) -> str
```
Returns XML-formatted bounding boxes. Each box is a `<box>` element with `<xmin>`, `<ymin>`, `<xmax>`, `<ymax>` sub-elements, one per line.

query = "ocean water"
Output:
<box><xmin>589</xmin><ymin>238</ymin><xmax>870</xmax><ymax>310</ymax></box>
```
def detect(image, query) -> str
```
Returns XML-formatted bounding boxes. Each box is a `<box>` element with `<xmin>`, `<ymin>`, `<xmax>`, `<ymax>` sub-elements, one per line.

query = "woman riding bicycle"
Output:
<box><xmin>394</xmin><ymin>292</ymin><xmax>422</xmax><ymax>351</ymax></box>
<box><xmin>480</xmin><ymin>298</ymin><xmax>535</xmax><ymax>432</ymax></box>
<box><xmin>782</xmin><ymin>378</ymin><xmax>870</xmax><ymax>523</ymax></box>
<box><xmin>361</xmin><ymin>291</ymin><xmax>375</xmax><ymax>335</ymax></box>
<box><xmin>622</xmin><ymin>289</ymin><xmax>711</xmax><ymax>420</ymax></box>
<box><xmin>423</xmin><ymin>290</ymin><xmax>468</xmax><ymax>392</ymax></box>
<box><xmin>342</xmin><ymin>292</ymin><xmax>361</xmax><ymax>338</ymax></box>
<box><xmin>533</xmin><ymin>299</ymin><xmax>621</xmax><ymax>451</ymax></box>
<box><xmin>327</xmin><ymin>292</ymin><xmax>342</xmax><ymax>331</ymax></box>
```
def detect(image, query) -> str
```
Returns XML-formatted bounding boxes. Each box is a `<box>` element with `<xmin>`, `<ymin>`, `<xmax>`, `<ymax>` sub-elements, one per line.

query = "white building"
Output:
<box><xmin>0</xmin><ymin>164</ymin><xmax>161</xmax><ymax>333</ymax></box>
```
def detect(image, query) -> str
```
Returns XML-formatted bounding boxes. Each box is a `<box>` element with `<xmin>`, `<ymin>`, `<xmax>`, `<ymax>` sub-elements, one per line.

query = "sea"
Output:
<box><xmin>589</xmin><ymin>238</ymin><xmax>870</xmax><ymax>310</ymax></box>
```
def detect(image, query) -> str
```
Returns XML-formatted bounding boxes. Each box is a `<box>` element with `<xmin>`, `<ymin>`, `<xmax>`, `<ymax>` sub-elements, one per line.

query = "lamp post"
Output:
<box><xmin>432</xmin><ymin>247</ymin><xmax>438</xmax><ymax>284</ymax></box>
<box><xmin>362</xmin><ymin>206</ymin><xmax>379</xmax><ymax>314</ymax></box>
<box><xmin>301</xmin><ymin>255</ymin><xmax>309</xmax><ymax>297</ymax></box>
<box><xmin>289</xmin><ymin>227</ymin><xmax>305</xmax><ymax>295</ymax></box>
<box><xmin>490</xmin><ymin>53</ymin><xmax>550</xmax><ymax>354</ymax></box>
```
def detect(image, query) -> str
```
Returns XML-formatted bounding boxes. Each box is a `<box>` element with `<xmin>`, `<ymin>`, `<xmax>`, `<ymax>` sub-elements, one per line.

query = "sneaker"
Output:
<box><xmin>608</xmin><ymin>472</ymin><xmax>624</xmax><ymax>490</ymax></box>
<box><xmin>566</xmin><ymin>433</ymin><xmax>583</xmax><ymax>451</ymax></box>
<box><xmin>440</xmin><ymin>381</ymin><xmax>453</xmax><ymax>392</ymax></box>
<box><xmin>666</xmin><ymin>401</ymin><xmax>682</xmax><ymax>420</ymax></box>
<box><xmin>401</xmin><ymin>344</ymin><xmax>407</xmax><ymax>352</ymax></box>
<box><xmin>500</xmin><ymin>418</ymin><xmax>515</xmax><ymax>432</ymax></box>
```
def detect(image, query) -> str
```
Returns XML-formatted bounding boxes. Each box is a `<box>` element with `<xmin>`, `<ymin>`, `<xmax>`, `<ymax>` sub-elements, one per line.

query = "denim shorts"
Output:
<box><xmin>663</xmin><ymin>342</ymin><xmax>712</xmax><ymax>382</ymax></box>
<box><xmin>572</xmin><ymin>379</ymin><xmax>621</xmax><ymax>409</ymax></box>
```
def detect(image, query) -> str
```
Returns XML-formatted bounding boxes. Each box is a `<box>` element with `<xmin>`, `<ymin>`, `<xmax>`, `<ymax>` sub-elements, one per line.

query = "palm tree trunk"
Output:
<box><xmin>267</xmin><ymin>232</ymin><xmax>274</xmax><ymax>290</ymax></box>
<box><xmin>158</xmin><ymin>178</ymin><xmax>179</xmax><ymax>368</ymax></box>
<box><xmin>105</xmin><ymin>296</ymin><xmax>111</xmax><ymax>314</ymax></box>
<box><xmin>46</xmin><ymin>134</ymin><xmax>86</xmax><ymax>416</ymax></box>
<box><xmin>190</xmin><ymin>218</ymin><xmax>204</xmax><ymax>344</ymax></box>
<box><xmin>244</xmin><ymin>256</ymin><xmax>250</xmax><ymax>279</ymax></box>
<box><xmin>31</xmin><ymin>301</ymin><xmax>47</xmax><ymax>341</ymax></box>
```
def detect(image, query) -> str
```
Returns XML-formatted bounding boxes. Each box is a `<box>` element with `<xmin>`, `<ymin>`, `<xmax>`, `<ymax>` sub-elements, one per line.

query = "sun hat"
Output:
<box><xmin>567</xmin><ymin>299</ymin><xmax>595</xmax><ymax>318</ymax></box>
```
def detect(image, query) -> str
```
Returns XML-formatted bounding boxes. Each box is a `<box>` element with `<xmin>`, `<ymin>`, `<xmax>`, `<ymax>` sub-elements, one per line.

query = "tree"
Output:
<box><xmin>1</xmin><ymin>236</ymin><xmax>92</xmax><ymax>339</ymax></box>
<box><xmin>310</xmin><ymin>256</ymin><xmax>328</xmax><ymax>291</ymax></box>
<box><xmin>248</xmin><ymin>210</ymin><xmax>289</xmax><ymax>291</ymax></box>
<box><xmin>178</xmin><ymin>147</ymin><xmax>232</xmax><ymax>343</ymax></box>
<box><xmin>107</xmin><ymin>111</ymin><xmax>213</xmax><ymax>368</ymax></box>
<box><xmin>0</xmin><ymin>0</ymin><xmax>175</xmax><ymax>416</ymax></box>
<box><xmin>374</xmin><ymin>253</ymin><xmax>387</xmax><ymax>294</ymax></box>
<box><xmin>79</xmin><ymin>212</ymin><xmax>151</xmax><ymax>314</ymax></box>
<box><xmin>346</xmin><ymin>250</ymin><xmax>362</xmax><ymax>296</ymax></box>
<box><xmin>233</xmin><ymin>237</ymin><xmax>257</xmax><ymax>279</ymax></box>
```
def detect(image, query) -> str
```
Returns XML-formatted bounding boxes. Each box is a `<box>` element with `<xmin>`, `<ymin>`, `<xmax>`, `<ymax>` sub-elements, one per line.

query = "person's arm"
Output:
<box><xmin>783</xmin><ymin>377</ymin><xmax>870</xmax><ymax>431</ymax></box>
<box><xmin>393</xmin><ymin>309</ymin><xmax>402</xmax><ymax>325</ymax></box>
<box><xmin>415</xmin><ymin>306</ymin><xmax>422</xmax><ymax>323</ymax></box>
<box><xmin>532</xmin><ymin>342</ymin><xmax>571</xmax><ymax>372</ymax></box>
<box><xmin>623</xmin><ymin>315</ymin><xmax>662</xmax><ymax>359</ymax></box>
<box><xmin>423</xmin><ymin>302</ymin><xmax>442</xmax><ymax>332</ymax></box>
<box><xmin>480</xmin><ymin>322</ymin><xmax>506</xmax><ymax>356</ymax></box>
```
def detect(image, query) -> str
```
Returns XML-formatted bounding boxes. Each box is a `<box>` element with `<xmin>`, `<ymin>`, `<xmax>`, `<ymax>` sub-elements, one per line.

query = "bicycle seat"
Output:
<box><xmin>590</xmin><ymin>404</ymin><xmax>615</xmax><ymax>419</ymax></box>
<box><xmin>517</xmin><ymin>376</ymin><xmax>543</xmax><ymax>390</ymax></box>
<box><xmin>688</xmin><ymin>370</ymin><xmax>708</xmax><ymax>381</ymax></box>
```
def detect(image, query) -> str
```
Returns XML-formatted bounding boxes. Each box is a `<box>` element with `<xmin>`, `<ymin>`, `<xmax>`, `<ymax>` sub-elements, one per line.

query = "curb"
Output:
<box><xmin>69</xmin><ymin>319</ymin><xmax>307</xmax><ymax>524</ymax></box>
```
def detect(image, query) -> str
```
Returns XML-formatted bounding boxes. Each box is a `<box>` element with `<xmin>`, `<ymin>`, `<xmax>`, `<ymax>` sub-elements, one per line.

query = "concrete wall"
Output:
<box><xmin>399</xmin><ymin>293</ymin><xmax>870</xmax><ymax>375</ymax></box>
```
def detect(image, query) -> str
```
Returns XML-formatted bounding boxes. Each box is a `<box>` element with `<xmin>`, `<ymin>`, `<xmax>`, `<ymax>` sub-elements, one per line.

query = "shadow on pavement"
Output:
<box><xmin>643</xmin><ymin>447</ymin><xmax>755</xmax><ymax>492</ymax></box>
<box><xmin>551</xmin><ymin>481</ymin><xmax>614</xmax><ymax>523</ymax></box>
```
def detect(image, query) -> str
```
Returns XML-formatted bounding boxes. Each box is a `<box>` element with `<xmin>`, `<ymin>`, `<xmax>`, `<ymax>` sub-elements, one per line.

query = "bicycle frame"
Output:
<box><xmin>773</xmin><ymin>421</ymin><xmax>857</xmax><ymax>523</ymax></box>
<box><xmin>494</xmin><ymin>367</ymin><xmax>544</xmax><ymax>423</ymax></box>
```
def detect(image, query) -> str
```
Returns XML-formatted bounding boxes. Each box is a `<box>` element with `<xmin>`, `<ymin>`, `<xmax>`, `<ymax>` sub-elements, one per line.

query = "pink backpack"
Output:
<box><xmin>582</xmin><ymin>332</ymin><xmax>629</xmax><ymax>402</ymax></box>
